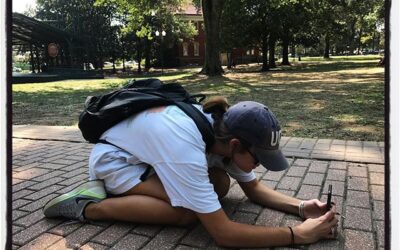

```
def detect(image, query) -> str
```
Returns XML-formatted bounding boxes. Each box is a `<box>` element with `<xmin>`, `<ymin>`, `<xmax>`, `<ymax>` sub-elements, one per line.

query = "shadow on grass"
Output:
<box><xmin>224</xmin><ymin>60</ymin><xmax>381</xmax><ymax>74</ymax></box>
<box><xmin>12</xmin><ymin>87</ymin><xmax>122</xmax><ymax>126</ymax></box>
<box><xmin>112</xmin><ymin>72</ymin><xmax>169</xmax><ymax>79</ymax></box>
<box><xmin>288</xmin><ymin>61</ymin><xmax>381</xmax><ymax>73</ymax></box>
<box><xmin>13</xmin><ymin>77</ymin><xmax>383</xmax><ymax>140</ymax></box>
<box><xmin>104</xmin><ymin>68</ymin><xmax>197</xmax><ymax>79</ymax></box>
<box><xmin>301</xmin><ymin>55</ymin><xmax>382</xmax><ymax>61</ymax></box>
<box><xmin>12</xmin><ymin>58</ymin><xmax>384</xmax><ymax>140</ymax></box>
<box><xmin>169</xmin><ymin>73</ymin><xmax>384</xmax><ymax>141</ymax></box>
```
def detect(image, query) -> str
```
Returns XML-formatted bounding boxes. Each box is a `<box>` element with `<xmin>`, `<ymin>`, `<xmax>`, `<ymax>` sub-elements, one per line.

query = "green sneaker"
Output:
<box><xmin>43</xmin><ymin>180</ymin><xmax>106</xmax><ymax>221</ymax></box>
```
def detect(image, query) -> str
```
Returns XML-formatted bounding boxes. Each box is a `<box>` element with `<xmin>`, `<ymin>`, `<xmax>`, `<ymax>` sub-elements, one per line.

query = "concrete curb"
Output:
<box><xmin>13</xmin><ymin>125</ymin><xmax>385</xmax><ymax>164</ymax></box>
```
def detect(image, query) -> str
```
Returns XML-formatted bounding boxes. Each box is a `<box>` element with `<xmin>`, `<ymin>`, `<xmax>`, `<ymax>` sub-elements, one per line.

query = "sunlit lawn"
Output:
<box><xmin>12</xmin><ymin>55</ymin><xmax>384</xmax><ymax>141</ymax></box>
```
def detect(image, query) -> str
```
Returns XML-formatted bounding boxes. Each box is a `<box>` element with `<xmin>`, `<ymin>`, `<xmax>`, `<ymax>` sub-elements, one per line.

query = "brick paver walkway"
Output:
<box><xmin>12</xmin><ymin>126</ymin><xmax>385</xmax><ymax>249</ymax></box>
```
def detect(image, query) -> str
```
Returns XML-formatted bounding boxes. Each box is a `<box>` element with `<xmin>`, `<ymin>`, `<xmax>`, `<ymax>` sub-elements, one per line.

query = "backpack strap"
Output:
<box><xmin>174</xmin><ymin>101</ymin><xmax>215</xmax><ymax>152</ymax></box>
<box><xmin>189</xmin><ymin>94</ymin><xmax>206</xmax><ymax>103</ymax></box>
<box><xmin>98</xmin><ymin>139</ymin><xmax>124</xmax><ymax>150</ymax></box>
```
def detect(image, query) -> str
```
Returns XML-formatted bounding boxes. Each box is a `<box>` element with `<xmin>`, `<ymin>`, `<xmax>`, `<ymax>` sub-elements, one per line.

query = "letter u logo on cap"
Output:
<box><xmin>271</xmin><ymin>130</ymin><xmax>282</xmax><ymax>147</ymax></box>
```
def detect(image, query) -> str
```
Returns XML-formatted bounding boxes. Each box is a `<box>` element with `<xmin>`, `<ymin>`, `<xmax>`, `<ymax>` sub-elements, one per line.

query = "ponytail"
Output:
<box><xmin>203</xmin><ymin>96</ymin><xmax>235</xmax><ymax>145</ymax></box>
<box><xmin>203</xmin><ymin>96</ymin><xmax>229</xmax><ymax>120</ymax></box>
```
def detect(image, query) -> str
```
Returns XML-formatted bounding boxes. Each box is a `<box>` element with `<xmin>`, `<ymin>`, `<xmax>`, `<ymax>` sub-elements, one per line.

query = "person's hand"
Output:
<box><xmin>303</xmin><ymin>199</ymin><xmax>333</xmax><ymax>219</ymax></box>
<box><xmin>293</xmin><ymin>206</ymin><xmax>339</xmax><ymax>244</ymax></box>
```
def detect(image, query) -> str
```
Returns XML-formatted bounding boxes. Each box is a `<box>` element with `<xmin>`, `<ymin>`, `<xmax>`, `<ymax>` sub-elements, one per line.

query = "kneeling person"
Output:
<box><xmin>44</xmin><ymin>99</ymin><xmax>338</xmax><ymax>248</ymax></box>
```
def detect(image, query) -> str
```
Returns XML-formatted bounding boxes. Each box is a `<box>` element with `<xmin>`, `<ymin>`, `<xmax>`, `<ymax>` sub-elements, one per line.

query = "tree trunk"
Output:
<box><xmin>200</xmin><ymin>0</ymin><xmax>224</xmax><ymax>76</ymax></box>
<box><xmin>324</xmin><ymin>33</ymin><xmax>330</xmax><ymax>59</ymax></box>
<box><xmin>136</xmin><ymin>39</ymin><xmax>142</xmax><ymax>74</ymax></box>
<box><xmin>372</xmin><ymin>31</ymin><xmax>376</xmax><ymax>51</ymax></box>
<box><xmin>291</xmin><ymin>44</ymin><xmax>296</xmax><ymax>58</ymax></box>
<box><xmin>227</xmin><ymin>51</ymin><xmax>232</xmax><ymax>69</ymax></box>
<box><xmin>281</xmin><ymin>38</ymin><xmax>290</xmax><ymax>65</ymax></box>
<box><xmin>137</xmin><ymin>60</ymin><xmax>142</xmax><ymax>74</ymax></box>
<box><xmin>377</xmin><ymin>32</ymin><xmax>381</xmax><ymax>51</ymax></box>
<box><xmin>99</xmin><ymin>45</ymin><xmax>104</xmax><ymax>70</ymax></box>
<box><xmin>349</xmin><ymin>18</ymin><xmax>357</xmax><ymax>55</ymax></box>
<box><xmin>112</xmin><ymin>56</ymin><xmax>116</xmax><ymax>74</ymax></box>
<box><xmin>268</xmin><ymin>36</ymin><xmax>276</xmax><ymax>68</ymax></box>
<box><xmin>261</xmin><ymin>35</ymin><xmax>269</xmax><ymax>71</ymax></box>
<box><xmin>357</xmin><ymin>28</ymin><xmax>363</xmax><ymax>55</ymax></box>
<box><xmin>356</xmin><ymin>15</ymin><xmax>365</xmax><ymax>55</ymax></box>
<box><xmin>144</xmin><ymin>38</ymin><xmax>151</xmax><ymax>72</ymax></box>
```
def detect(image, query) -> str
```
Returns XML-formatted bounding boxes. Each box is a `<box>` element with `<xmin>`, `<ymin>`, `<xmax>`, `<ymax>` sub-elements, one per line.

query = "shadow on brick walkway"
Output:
<box><xmin>11</xmin><ymin>126</ymin><xmax>385</xmax><ymax>249</ymax></box>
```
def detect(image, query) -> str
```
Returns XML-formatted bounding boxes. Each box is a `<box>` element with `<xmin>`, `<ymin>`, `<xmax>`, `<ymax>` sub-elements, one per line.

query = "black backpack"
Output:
<box><xmin>78</xmin><ymin>78</ymin><xmax>215</xmax><ymax>152</ymax></box>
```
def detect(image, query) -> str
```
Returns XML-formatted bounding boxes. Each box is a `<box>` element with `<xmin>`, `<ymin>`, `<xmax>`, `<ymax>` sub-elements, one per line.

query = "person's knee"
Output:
<box><xmin>208</xmin><ymin>168</ymin><xmax>230</xmax><ymax>199</ymax></box>
<box><xmin>175</xmin><ymin>208</ymin><xmax>198</xmax><ymax>226</ymax></box>
<box><xmin>85</xmin><ymin>201</ymin><xmax>104</xmax><ymax>220</ymax></box>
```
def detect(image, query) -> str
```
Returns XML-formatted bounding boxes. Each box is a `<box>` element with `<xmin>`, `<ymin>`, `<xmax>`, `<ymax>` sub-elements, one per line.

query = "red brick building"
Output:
<box><xmin>175</xmin><ymin>5</ymin><xmax>205</xmax><ymax>66</ymax></box>
<box><xmin>175</xmin><ymin>4</ymin><xmax>260</xmax><ymax>67</ymax></box>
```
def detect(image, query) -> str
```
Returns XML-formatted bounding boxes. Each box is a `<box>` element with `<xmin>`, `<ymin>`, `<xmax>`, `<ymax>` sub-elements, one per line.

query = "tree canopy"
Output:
<box><xmin>29</xmin><ymin>0</ymin><xmax>384</xmax><ymax>75</ymax></box>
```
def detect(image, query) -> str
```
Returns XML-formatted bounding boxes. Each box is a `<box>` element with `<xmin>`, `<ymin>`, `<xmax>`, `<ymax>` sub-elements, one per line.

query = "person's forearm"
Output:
<box><xmin>214</xmin><ymin>220</ymin><xmax>299</xmax><ymax>247</ymax></box>
<box><xmin>241</xmin><ymin>181</ymin><xmax>301</xmax><ymax>215</ymax></box>
<box><xmin>197</xmin><ymin>208</ymin><xmax>306</xmax><ymax>248</ymax></box>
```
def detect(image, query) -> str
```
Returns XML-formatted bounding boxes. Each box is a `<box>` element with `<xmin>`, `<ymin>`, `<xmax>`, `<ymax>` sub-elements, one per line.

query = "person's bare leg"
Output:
<box><xmin>85</xmin><ymin>174</ymin><xmax>195</xmax><ymax>225</ymax></box>
<box><xmin>85</xmin><ymin>167</ymin><xmax>230</xmax><ymax>225</ymax></box>
<box><xmin>86</xmin><ymin>194</ymin><xmax>195</xmax><ymax>225</ymax></box>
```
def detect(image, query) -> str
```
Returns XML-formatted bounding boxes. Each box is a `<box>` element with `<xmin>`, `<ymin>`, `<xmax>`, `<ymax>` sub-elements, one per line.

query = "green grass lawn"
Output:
<box><xmin>12</xmin><ymin>55</ymin><xmax>385</xmax><ymax>141</ymax></box>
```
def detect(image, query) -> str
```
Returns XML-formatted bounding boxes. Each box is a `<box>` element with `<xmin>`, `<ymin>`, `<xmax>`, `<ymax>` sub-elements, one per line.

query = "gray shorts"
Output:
<box><xmin>88</xmin><ymin>143</ymin><xmax>155</xmax><ymax>195</ymax></box>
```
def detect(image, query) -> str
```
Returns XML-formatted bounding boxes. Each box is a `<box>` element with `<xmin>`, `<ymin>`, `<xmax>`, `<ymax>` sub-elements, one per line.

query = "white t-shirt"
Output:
<box><xmin>98</xmin><ymin>105</ymin><xmax>256</xmax><ymax>213</ymax></box>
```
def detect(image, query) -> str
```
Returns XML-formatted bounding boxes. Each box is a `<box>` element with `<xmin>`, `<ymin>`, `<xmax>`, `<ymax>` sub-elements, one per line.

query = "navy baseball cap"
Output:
<box><xmin>223</xmin><ymin>101</ymin><xmax>289</xmax><ymax>171</ymax></box>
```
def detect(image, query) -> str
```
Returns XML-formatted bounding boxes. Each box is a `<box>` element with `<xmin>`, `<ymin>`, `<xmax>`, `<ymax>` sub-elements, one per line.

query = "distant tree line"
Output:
<box><xmin>32</xmin><ymin>0</ymin><xmax>384</xmax><ymax>76</ymax></box>
<box><xmin>218</xmin><ymin>0</ymin><xmax>385</xmax><ymax>72</ymax></box>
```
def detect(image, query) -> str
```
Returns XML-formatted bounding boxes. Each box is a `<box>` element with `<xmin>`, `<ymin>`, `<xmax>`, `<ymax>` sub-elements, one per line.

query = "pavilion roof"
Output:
<box><xmin>12</xmin><ymin>12</ymin><xmax>80</xmax><ymax>46</ymax></box>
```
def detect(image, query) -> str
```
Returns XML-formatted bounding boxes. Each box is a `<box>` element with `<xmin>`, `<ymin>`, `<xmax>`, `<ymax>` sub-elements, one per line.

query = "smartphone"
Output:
<box><xmin>327</xmin><ymin>184</ymin><xmax>332</xmax><ymax>210</ymax></box>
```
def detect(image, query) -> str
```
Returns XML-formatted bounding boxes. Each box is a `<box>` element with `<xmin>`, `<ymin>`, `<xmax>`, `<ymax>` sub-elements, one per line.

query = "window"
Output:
<box><xmin>194</xmin><ymin>42</ymin><xmax>199</xmax><ymax>56</ymax></box>
<box><xmin>183</xmin><ymin>42</ymin><xmax>188</xmax><ymax>56</ymax></box>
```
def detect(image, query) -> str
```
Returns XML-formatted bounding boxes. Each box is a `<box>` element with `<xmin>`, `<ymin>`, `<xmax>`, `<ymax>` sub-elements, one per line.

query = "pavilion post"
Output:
<box><xmin>30</xmin><ymin>44</ymin><xmax>35</xmax><ymax>73</ymax></box>
<box><xmin>35</xmin><ymin>46</ymin><xmax>41</xmax><ymax>73</ymax></box>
